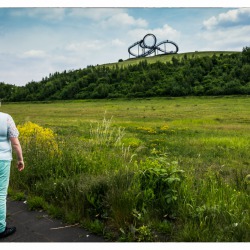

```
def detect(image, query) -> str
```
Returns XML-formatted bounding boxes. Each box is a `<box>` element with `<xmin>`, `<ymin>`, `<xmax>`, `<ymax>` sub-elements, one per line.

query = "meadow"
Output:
<box><xmin>2</xmin><ymin>96</ymin><xmax>250</xmax><ymax>242</ymax></box>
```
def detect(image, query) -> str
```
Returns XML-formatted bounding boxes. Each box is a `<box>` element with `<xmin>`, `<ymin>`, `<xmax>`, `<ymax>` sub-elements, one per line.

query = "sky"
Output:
<box><xmin>0</xmin><ymin>1</ymin><xmax>250</xmax><ymax>86</ymax></box>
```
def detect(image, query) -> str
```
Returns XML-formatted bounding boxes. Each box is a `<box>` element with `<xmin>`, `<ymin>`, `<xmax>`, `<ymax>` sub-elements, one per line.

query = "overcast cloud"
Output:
<box><xmin>0</xmin><ymin>7</ymin><xmax>249</xmax><ymax>86</ymax></box>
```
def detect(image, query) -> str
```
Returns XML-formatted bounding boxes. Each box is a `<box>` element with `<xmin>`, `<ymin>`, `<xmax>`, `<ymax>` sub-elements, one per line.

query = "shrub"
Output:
<box><xmin>17</xmin><ymin>121</ymin><xmax>59</xmax><ymax>155</ymax></box>
<box><xmin>136</xmin><ymin>156</ymin><xmax>185</xmax><ymax>216</ymax></box>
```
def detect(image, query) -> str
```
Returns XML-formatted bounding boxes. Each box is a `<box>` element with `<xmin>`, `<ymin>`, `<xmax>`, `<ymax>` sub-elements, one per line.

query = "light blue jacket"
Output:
<box><xmin>0</xmin><ymin>112</ymin><xmax>12</xmax><ymax>161</ymax></box>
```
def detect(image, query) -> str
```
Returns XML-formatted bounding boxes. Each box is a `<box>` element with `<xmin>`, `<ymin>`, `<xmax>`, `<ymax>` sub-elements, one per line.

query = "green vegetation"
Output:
<box><xmin>2</xmin><ymin>96</ymin><xmax>250</xmax><ymax>242</ymax></box>
<box><xmin>1</xmin><ymin>47</ymin><xmax>250</xmax><ymax>101</ymax></box>
<box><xmin>1</xmin><ymin>47</ymin><xmax>249</xmax><ymax>241</ymax></box>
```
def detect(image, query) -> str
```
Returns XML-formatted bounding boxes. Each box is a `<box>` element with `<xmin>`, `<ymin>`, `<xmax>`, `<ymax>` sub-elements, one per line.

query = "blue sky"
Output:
<box><xmin>0</xmin><ymin>4</ymin><xmax>250</xmax><ymax>86</ymax></box>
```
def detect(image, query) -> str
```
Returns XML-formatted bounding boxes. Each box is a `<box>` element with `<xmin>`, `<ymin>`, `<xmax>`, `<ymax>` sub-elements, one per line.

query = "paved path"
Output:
<box><xmin>1</xmin><ymin>198</ymin><xmax>106</xmax><ymax>242</ymax></box>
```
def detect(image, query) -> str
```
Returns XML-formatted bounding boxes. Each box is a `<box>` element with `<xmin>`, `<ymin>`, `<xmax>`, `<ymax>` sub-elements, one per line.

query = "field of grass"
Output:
<box><xmin>1</xmin><ymin>96</ymin><xmax>250</xmax><ymax>242</ymax></box>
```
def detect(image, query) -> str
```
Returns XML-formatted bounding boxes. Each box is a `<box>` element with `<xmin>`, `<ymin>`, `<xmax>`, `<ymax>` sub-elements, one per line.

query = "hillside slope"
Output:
<box><xmin>1</xmin><ymin>48</ymin><xmax>250</xmax><ymax>102</ymax></box>
<box><xmin>104</xmin><ymin>51</ymin><xmax>239</xmax><ymax>68</ymax></box>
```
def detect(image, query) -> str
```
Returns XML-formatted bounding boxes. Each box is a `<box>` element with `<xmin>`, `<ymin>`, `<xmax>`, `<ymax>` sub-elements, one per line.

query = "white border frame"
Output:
<box><xmin>1</xmin><ymin>0</ymin><xmax>250</xmax><ymax>8</ymax></box>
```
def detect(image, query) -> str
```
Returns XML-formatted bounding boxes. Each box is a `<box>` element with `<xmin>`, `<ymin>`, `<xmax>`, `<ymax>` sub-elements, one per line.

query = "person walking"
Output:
<box><xmin>0</xmin><ymin>112</ymin><xmax>24</xmax><ymax>239</ymax></box>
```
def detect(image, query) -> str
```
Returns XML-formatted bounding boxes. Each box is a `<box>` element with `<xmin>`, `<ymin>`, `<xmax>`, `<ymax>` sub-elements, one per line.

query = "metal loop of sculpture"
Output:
<box><xmin>128</xmin><ymin>33</ymin><xmax>179</xmax><ymax>58</ymax></box>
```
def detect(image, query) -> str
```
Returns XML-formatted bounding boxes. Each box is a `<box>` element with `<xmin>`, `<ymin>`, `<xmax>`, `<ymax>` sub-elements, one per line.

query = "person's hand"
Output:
<box><xmin>17</xmin><ymin>161</ymin><xmax>24</xmax><ymax>171</ymax></box>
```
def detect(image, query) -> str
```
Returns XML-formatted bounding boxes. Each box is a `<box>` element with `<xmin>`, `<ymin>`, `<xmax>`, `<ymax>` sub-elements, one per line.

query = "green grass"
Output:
<box><xmin>2</xmin><ymin>96</ymin><xmax>250</xmax><ymax>242</ymax></box>
<box><xmin>104</xmin><ymin>51</ymin><xmax>240</xmax><ymax>68</ymax></box>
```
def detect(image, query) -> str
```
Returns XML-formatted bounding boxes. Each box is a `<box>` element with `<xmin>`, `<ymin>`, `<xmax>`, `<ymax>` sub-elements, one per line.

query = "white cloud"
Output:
<box><xmin>10</xmin><ymin>8</ymin><xmax>66</xmax><ymax>21</ymax></box>
<box><xmin>65</xmin><ymin>40</ymin><xmax>105</xmax><ymax>53</ymax></box>
<box><xmin>128</xmin><ymin>23</ymin><xmax>180</xmax><ymax>43</ymax></box>
<box><xmin>203</xmin><ymin>16</ymin><xmax>217</xmax><ymax>30</ymax></box>
<box><xmin>203</xmin><ymin>8</ymin><xmax>250</xmax><ymax>30</ymax></box>
<box><xmin>67</xmin><ymin>8</ymin><xmax>124</xmax><ymax>21</ymax></box>
<box><xmin>100</xmin><ymin>12</ymin><xmax>148</xmax><ymax>28</ymax></box>
<box><xmin>199</xmin><ymin>25</ymin><xmax>250</xmax><ymax>50</ymax></box>
<box><xmin>111</xmin><ymin>38</ymin><xmax>125</xmax><ymax>47</ymax></box>
<box><xmin>21</xmin><ymin>49</ymin><xmax>47</xmax><ymax>58</ymax></box>
<box><xmin>103</xmin><ymin>13</ymin><xmax>148</xmax><ymax>27</ymax></box>
<box><xmin>199</xmin><ymin>8</ymin><xmax>250</xmax><ymax>52</ymax></box>
<box><xmin>152</xmin><ymin>24</ymin><xmax>181</xmax><ymax>41</ymax></box>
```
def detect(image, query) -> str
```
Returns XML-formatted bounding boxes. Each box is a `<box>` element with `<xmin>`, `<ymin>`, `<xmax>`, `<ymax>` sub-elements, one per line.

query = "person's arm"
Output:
<box><xmin>10</xmin><ymin>137</ymin><xmax>24</xmax><ymax>171</ymax></box>
<box><xmin>7</xmin><ymin>114</ymin><xmax>25</xmax><ymax>171</ymax></box>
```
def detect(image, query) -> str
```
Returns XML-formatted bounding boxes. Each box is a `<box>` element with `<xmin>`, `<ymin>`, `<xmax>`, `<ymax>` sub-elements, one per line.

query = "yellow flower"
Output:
<box><xmin>160</xmin><ymin>124</ymin><xmax>169</xmax><ymax>131</ymax></box>
<box><xmin>17</xmin><ymin>121</ymin><xmax>59</xmax><ymax>155</ymax></box>
<box><xmin>137</xmin><ymin>126</ymin><xmax>156</xmax><ymax>134</ymax></box>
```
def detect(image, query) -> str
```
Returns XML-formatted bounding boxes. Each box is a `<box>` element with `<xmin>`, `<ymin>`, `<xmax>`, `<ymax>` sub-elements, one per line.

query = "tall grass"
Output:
<box><xmin>175</xmin><ymin>167</ymin><xmax>249</xmax><ymax>241</ymax></box>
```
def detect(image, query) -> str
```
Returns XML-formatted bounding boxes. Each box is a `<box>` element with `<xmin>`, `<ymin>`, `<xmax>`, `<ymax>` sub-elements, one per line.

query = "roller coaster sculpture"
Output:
<box><xmin>128</xmin><ymin>33</ymin><xmax>179</xmax><ymax>58</ymax></box>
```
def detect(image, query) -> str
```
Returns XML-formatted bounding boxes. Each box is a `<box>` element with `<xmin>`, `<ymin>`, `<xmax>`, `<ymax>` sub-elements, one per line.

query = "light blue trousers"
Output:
<box><xmin>0</xmin><ymin>160</ymin><xmax>11</xmax><ymax>233</ymax></box>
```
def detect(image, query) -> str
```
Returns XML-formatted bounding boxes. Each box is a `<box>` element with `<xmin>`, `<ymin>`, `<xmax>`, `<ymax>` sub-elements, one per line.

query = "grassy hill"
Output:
<box><xmin>1</xmin><ymin>49</ymin><xmax>248</xmax><ymax>102</ymax></box>
<box><xmin>103</xmin><ymin>50</ymin><xmax>240</xmax><ymax>68</ymax></box>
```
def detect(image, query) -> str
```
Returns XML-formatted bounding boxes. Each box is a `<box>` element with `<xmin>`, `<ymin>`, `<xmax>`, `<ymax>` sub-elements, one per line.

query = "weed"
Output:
<box><xmin>89</xmin><ymin>115</ymin><xmax>125</xmax><ymax>147</ymax></box>
<box><xmin>136</xmin><ymin>156</ymin><xmax>185</xmax><ymax>216</ymax></box>
<box><xmin>83</xmin><ymin>219</ymin><xmax>105</xmax><ymax>236</ymax></box>
<box><xmin>27</xmin><ymin>196</ymin><xmax>46</xmax><ymax>211</ymax></box>
<box><xmin>136</xmin><ymin>225</ymin><xmax>154</xmax><ymax>242</ymax></box>
<box><xmin>8</xmin><ymin>188</ymin><xmax>26</xmax><ymax>201</ymax></box>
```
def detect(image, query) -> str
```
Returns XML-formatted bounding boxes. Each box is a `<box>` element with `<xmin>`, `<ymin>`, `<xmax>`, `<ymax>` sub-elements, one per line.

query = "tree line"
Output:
<box><xmin>1</xmin><ymin>47</ymin><xmax>250</xmax><ymax>102</ymax></box>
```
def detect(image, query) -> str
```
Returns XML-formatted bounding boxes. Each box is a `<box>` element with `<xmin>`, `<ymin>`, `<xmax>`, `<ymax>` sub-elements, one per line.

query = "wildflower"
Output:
<box><xmin>137</xmin><ymin>126</ymin><xmax>156</xmax><ymax>134</ymax></box>
<box><xmin>160</xmin><ymin>124</ymin><xmax>169</xmax><ymax>131</ymax></box>
<box><xmin>17</xmin><ymin>121</ymin><xmax>59</xmax><ymax>155</ymax></box>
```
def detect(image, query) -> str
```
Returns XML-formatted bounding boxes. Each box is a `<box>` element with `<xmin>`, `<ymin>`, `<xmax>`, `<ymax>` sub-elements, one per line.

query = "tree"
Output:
<box><xmin>2</xmin><ymin>49</ymin><xmax>247</xmax><ymax>101</ymax></box>
<box><xmin>242</xmin><ymin>46</ymin><xmax>250</xmax><ymax>63</ymax></box>
<box><xmin>92</xmin><ymin>84</ymin><xmax>111</xmax><ymax>98</ymax></box>
<box><xmin>241</xmin><ymin>65</ymin><xmax>250</xmax><ymax>83</ymax></box>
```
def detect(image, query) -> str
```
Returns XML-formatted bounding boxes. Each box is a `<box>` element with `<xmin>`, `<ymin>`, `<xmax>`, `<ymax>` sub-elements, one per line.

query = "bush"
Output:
<box><xmin>136</xmin><ymin>157</ymin><xmax>185</xmax><ymax>216</ymax></box>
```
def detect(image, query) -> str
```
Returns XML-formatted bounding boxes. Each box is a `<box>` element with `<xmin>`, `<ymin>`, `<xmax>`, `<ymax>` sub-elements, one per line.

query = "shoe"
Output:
<box><xmin>0</xmin><ymin>227</ymin><xmax>16</xmax><ymax>239</ymax></box>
